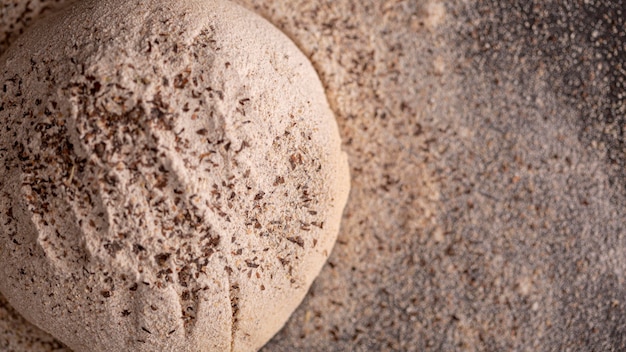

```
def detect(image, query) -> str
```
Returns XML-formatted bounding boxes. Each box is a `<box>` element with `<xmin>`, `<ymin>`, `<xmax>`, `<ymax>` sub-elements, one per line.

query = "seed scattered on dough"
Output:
<box><xmin>0</xmin><ymin>0</ymin><xmax>350</xmax><ymax>351</ymax></box>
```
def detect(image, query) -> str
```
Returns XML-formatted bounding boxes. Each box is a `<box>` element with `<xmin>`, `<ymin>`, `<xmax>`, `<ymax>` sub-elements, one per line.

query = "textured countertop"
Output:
<box><xmin>2</xmin><ymin>0</ymin><xmax>626</xmax><ymax>351</ymax></box>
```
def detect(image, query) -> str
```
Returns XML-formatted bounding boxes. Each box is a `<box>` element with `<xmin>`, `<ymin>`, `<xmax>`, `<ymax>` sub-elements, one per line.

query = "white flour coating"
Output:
<box><xmin>0</xmin><ymin>0</ymin><xmax>77</xmax><ymax>54</ymax></box>
<box><xmin>0</xmin><ymin>0</ymin><xmax>350</xmax><ymax>351</ymax></box>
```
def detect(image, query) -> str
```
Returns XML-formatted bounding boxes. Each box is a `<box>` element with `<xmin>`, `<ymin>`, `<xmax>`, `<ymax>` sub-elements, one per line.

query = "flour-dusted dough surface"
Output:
<box><xmin>0</xmin><ymin>0</ymin><xmax>76</xmax><ymax>54</ymax></box>
<box><xmin>4</xmin><ymin>0</ymin><xmax>626</xmax><ymax>351</ymax></box>
<box><xmin>0</xmin><ymin>293</ymin><xmax>69</xmax><ymax>352</ymax></box>
<box><xmin>0</xmin><ymin>0</ymin><xmax>350</xmax><ymax>351</ymax></box>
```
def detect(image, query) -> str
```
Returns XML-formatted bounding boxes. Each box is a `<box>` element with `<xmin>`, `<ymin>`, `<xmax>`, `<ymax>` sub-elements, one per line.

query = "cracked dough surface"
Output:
<box><xmin>0</xmin><ymin>0</ymin><xmax>349</xmax><ymax>351</ymax></box>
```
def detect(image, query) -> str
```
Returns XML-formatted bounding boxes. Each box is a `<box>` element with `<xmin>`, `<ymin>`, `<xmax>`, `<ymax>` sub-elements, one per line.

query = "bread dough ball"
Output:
<box><xmin>0</xmin><ymin>0</ymin><xmax>350</xmax><ymax>351</ymax></box>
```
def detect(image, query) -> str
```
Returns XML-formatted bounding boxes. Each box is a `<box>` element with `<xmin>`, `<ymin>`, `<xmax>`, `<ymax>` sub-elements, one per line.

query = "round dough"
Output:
<box><xmin>0</xmin><ymin>0</ymin><xmax>350</xmax><ymax>351</ymax></box>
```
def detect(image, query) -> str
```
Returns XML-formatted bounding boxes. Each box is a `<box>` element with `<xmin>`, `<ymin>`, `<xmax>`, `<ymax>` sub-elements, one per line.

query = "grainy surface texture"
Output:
<box><xmin>0</xmin><ymin>0</ymin><xmax>75</xmax><ymax>53</ymax></box>
<box><xmin>2</xmin><ymin>0</ymin><xmax>626</xmax><ymax>351</ymax></box>
<box><xmin>0</xmin><ymin>0</ymin><xmax>348</xmax><ymax>351</ymax></box>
